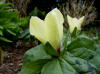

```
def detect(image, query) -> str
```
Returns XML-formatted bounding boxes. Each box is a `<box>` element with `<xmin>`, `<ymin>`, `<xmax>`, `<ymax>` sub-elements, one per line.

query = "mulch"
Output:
<box><xmin>0</xmin><ymin>41</ymin><xmax>38</xmax><ymax>74</ymax></box>
<box><xmin>0</xmin><ymin>47</ymin><xmax>28</xmax><ymax>74</ymax></box>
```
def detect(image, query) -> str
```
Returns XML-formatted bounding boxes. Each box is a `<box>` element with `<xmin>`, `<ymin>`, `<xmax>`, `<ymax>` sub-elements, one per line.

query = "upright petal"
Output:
<box><xmin>67</xmin><ymin>15</ymin><xmax>74</xmax><ymax>33</ymax></box>
<box><xmin>78</xmin><ymin>16</ymin><xmax>85</xmax><ymax>27</ymax></box>
<box><xmin>45</xmin><ymin>8</ymin><xmax>64</xmax><ymax>49</ymax></box>
<box><xmin>67</xmin><ymin>15</ymin><xmax>84</xmax><ymax>33</ymax></box>
<box><xmin>30</xmin><ymin>16</ymin><xmax>47</xmax><ymax>44</ymax></box>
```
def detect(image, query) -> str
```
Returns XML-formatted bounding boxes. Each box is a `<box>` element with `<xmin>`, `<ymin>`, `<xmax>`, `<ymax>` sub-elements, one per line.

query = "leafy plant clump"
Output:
<box><xmin>60</xmin><ymin>0</ymin><xmax>96</xmax><ymax>27</ymax></box>
<box><xmin>20</xmin><ymin>8</ymin><xmax>100</xmax><ymax>74</ymax></box>
<box><xmin>0</xmin><ymin>2</ymin><xmax>28</xmax><ymax>43</ymax></box>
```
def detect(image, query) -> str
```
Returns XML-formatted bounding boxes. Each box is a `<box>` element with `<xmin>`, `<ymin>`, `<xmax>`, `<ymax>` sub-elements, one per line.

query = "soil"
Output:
<box><xmin>0</xmin><ymin>40</ymin><xmax>38</xmax><ymax>74</ymax></box>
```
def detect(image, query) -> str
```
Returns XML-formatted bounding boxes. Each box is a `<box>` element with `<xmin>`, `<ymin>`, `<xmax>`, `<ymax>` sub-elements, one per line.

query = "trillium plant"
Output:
<box><xmin>20</xmin><ymin>8</ymin><xmax>100</xmax><ymax>74</ymax></box>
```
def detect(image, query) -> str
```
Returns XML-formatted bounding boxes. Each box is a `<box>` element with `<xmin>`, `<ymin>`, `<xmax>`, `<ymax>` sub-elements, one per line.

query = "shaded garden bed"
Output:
<box><xmin>0</xmin><ymin>41</ymin><xmax>38</xmax><ymax>74</ymax></box>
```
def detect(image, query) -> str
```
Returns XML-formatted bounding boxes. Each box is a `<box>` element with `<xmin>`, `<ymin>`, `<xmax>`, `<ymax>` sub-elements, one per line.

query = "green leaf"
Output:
<box><xmin>0</xmin><ymin>25</ymin><xmax>3</xmax><ymax>29</ymax></box>
<box><xmin>20</xmin><ymin>44</ymin><xmax>51</xmax><ymax>74</ymax></box>
<box><xmin>7</xmin><ymin>29</ymin><xmax>16</xmax><ymax>36</ymax></box>
<box><xmin>0</xmin><ymin>3</ymin><xmax>11</xmax><ymax>9</ymax></box>
<box><xmin>59</xmin><ymin>58</ymin><xmax>77</xmax><ymax>74</ymax></box>
<box><xmin>19</xmin><ymin>29</ymin><xmax>29</xmax><ymax>38</ymax></box>
<box><xmin>67</xmin><ymin>37</ymin><xmax>95</xmax><ymax>51</ymax></box>
<box><xmin>41</xmin><ymin>59</ymin><xmax>63</xmax><ymax>74</ymax></box>
<box><xmin>44</xmin><ymin>42</ymin><xmax>59</xmax><ymax>57</ymax></box>
<box><xmin>71</xmin><ymin>27</ymin><xmax>77</xmax><ymax>37</ymax></box>
<box><xmin>89</xmin><ymin>45</ymin><xmax>100</xmax><ymax>71</ymax></box>
<box><xmin>61</xmin><ymin>33</ymin><xmax>68</xmax><ymax>55</ymax></box>
<box><xmin>89</xmin><ymin>54</ymin><xmax>100</xmax><ymax>72</ymax></box>
<box><xmin>69</xmin><ymin>48</ymin><xmax>96</xmax><ymax>60</ymax></box>
<box><xmin>63</xmin><ymin>55</ymin><xmax>96</xmax><ymax>73</ymax></box>
<box><xmin>0</xmin><ymin>30</ymin><xmax>3</xmax><ymax>35</ymax></box>
<box><xmin>0</xmin><ymin>37</ymin><xmax>12</xmax><ymax>42</ymax></box>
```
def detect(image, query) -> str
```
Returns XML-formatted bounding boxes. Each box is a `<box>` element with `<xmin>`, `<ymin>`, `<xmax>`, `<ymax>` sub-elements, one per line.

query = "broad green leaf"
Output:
<box><xmin>63</xmin><ymin>56</ymin><xmax>96</xmax><ymax>73</ymax></box>
<box><xmin>89</xmin><ymin>55</ymin><xmax>100</xmax><ymax>71</ymax></box>
<box><xmin>20</xmin><ymin>44</ymin><xmax>51</xmax><ymax>74</ymax></box>
<box><xmin>67</xmin><ymin>37</ymin><xmax>95</xmax><ymax>50</ymax></box>
<box><xmin>89</xmin><ymin>45</ymin><xmax>100</xmax><ymax>71</ymax></box>
<box><xmin>41</xmin><ymin>59</ymin><xmax>63</xmax><ymax>74</ymax></box>
<box><xmin>69</xmin><ymin>48</ymin><xmax>96</xmax><ymax>60</ymax></box>
<box><xmin>44</xmin><ymin>42</ymin><xmax>59</xmax><ymax>56</ymax></box>
<box><xmin>30</xmin><ymin>8</ymin><xmax>64</xmax><ymax>50</ymax></box>
<box><xmin>59</xmin><ymin>58</ymin><xmax>77</xmax><ymax>74</ymax></box>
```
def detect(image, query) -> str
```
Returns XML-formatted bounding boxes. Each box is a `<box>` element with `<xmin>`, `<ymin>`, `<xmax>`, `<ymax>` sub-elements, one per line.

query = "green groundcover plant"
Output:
<box><xmin>0</xmin><ymin>2</ymin><xmax>28</xmax><ymax>43</ymax></box>
<box><xmin>20</xmin><ymin>8</ymin><xmax>100</xmax><ymax>74</ymax></box>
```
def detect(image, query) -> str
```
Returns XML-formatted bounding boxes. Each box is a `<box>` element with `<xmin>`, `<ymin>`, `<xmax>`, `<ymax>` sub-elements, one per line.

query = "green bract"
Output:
<box><xmin>30</xmin><ymin>8</ymin><xmax>64</xmax><ymax>50</ymax></box>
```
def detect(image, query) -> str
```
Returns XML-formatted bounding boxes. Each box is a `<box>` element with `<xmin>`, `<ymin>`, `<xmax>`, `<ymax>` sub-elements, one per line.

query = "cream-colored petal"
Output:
<box><xmin>75</xmin><ymin>16</ymin><xmax>84</xmax><ymax>30</ymax></box>
<box><xmin>45</xmin><ymin>8</ymin><xmax>64</xmax><ymax>49</ymax></box>
<box><xmin>67</xmin><ymin>15</ymin><xmax>84</xmax><ymax>33</ymax></box>
<box><xmin>30</xmin><ymin>16</ymin><xmax>47</xmax><ymax>44</ymax></box>
<box><xmin>73</xmin><ymin>18</ymin><xmax>81</xmax><ymax>30</ymax></box>
<box><xmin>78</xmin><ymin>16</ymin><xmax>85</xmax><ymax>26</ymax></box>
<box><xmin>67</xmin><ymin>15</ymin><xmax>76</xmax><ymax>33</ymax></box>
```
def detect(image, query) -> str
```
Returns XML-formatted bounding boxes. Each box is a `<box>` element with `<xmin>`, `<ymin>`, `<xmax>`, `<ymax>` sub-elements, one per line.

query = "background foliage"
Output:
<box><xmin>0</xmin><ymin>2</ymin><xmax>29</xmax><ymax>44</ymax></box>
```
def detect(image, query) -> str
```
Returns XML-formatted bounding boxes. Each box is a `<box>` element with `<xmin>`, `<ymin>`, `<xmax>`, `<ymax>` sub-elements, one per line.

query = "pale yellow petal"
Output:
<box><xmin>67</xmin><ymin>15</ymin><xmax>84</xmax><ymax>33</ymax></box>
<box><xmin>45</xmin><ymin>8</ymin><xmax>64</xmax><ymax>49</ymax></box>
<box><xmin>67</xmin><ymin>15</ymin><xmax>76</xmax><ymax>33</ymax></box>
<box><xmin>78</xmin><ymin>16</ymin><xmax>85</xmax><ymax>26</ymax></box>
<box><xmin>30</xmin><ymin>16</ymin><xmax>47</xmax><ymax>44</ymax></box>
<box><xmin>76</xmin><ymin>16</ymin><xmax>84</xmax><ymax>30</ymax></box>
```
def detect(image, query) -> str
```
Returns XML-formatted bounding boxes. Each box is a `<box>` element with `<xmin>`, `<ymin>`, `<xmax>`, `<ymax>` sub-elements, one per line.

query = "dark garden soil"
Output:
<box><xmin>0</xmin><ymin>48</ymin><xmax>25</xmax><ymax>74</ymax></box>
<box><xmin>0</xmin><ymin>41</ymin><xmax>38</xmax><ymax>74</ymax></box>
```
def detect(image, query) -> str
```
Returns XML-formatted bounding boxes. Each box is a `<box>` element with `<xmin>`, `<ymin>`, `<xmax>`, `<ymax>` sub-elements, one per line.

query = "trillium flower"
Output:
<box><xmin>67</xmin><ymin>15</ymin><xmax>85</xmax><ymax>33</ymax></box>
<box><xmin>30</xmin><ymin>8</ymin><xmax>64</xmax><ymax>50</ymax></box>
